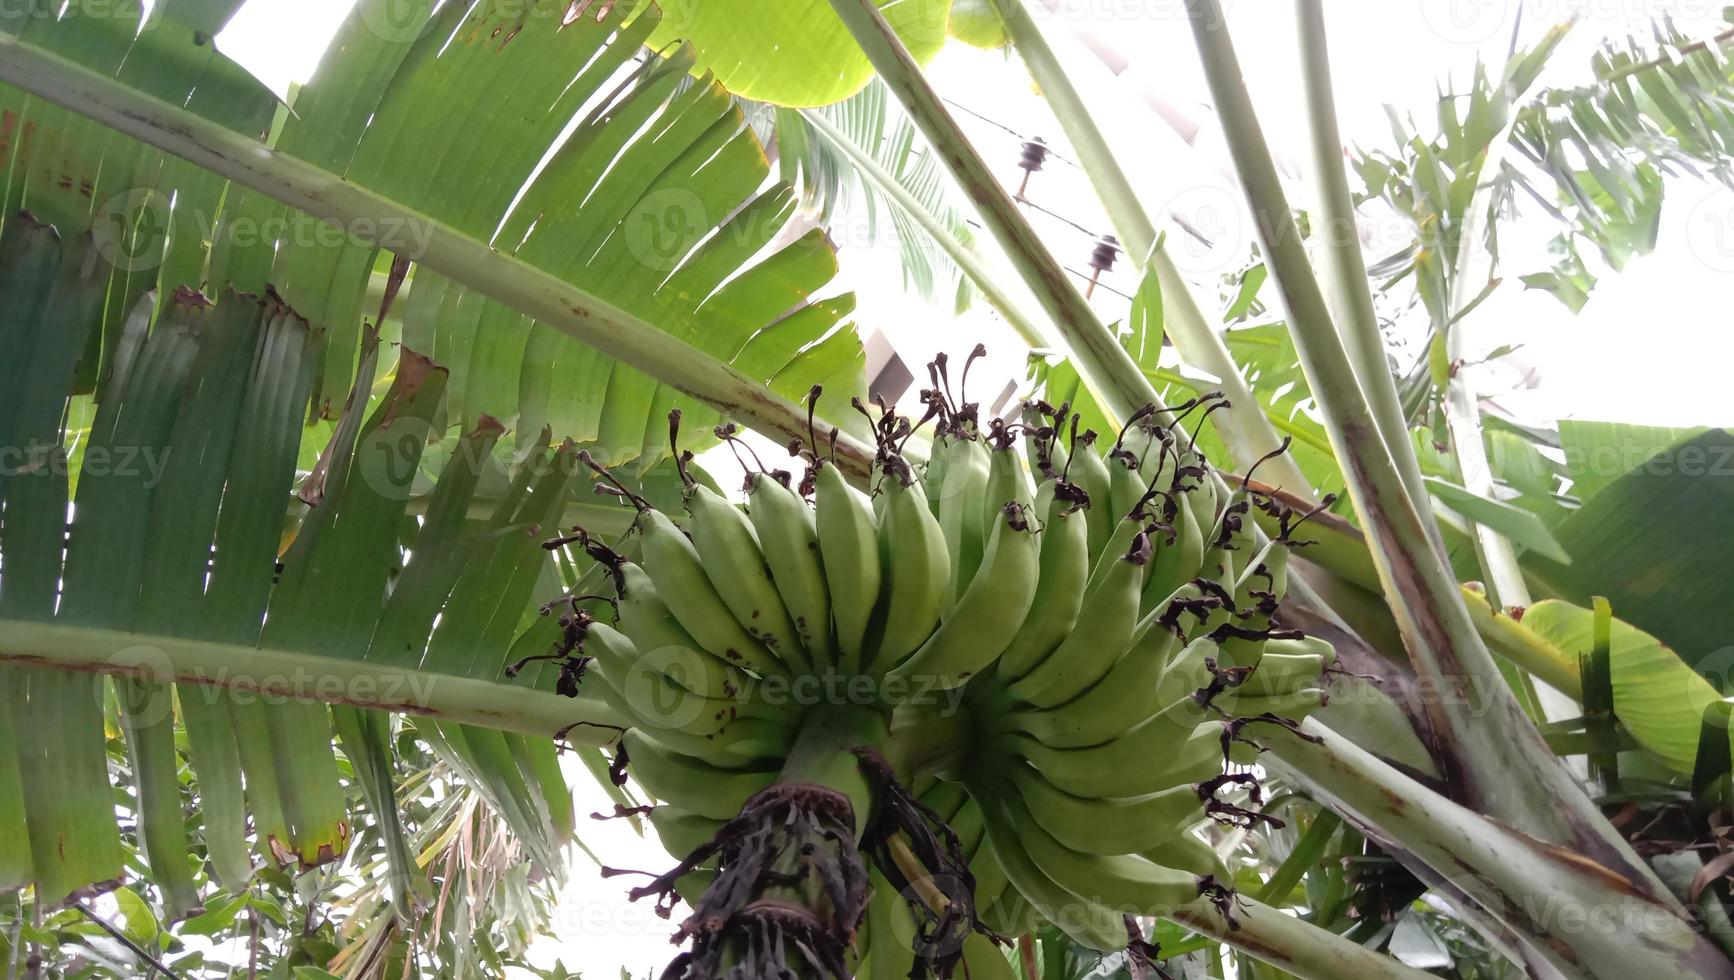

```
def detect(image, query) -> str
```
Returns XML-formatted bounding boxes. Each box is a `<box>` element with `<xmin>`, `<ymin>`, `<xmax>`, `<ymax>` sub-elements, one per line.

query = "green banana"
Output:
<box><xmin>887</xmin><ymin>504</ymin><xmax>1041</xmax><ymax>690</ymax></box>
<box><xmin>747</xmin><ymin>471</ymin><xmax>833</xmax><ymax>667</ymax></box>
<box><xmin>635</xmin><ymin>508</ymin><xmax>785</xmax><ymax>677</ymax></box>
<box><xmin>1065</xmin><ymin>432</ymin><xmax>1115</xmax><ymax>556</ymax></box>
<box><xmin>981</xmin><ymin>436</ymin><xmax>1034</xmax><ymax>529</ymax></box>
<box><xmin>685</xmin><ymin>483</ymin><xmax>808</xmax><ymax>673</ymax></box>
<box><xmin>621</xmin><ymin>729</ymin><xmax>777</xmax><ymax>821</ymax></box>
<box><xmin>1237</xmin><ymin>651</ymin><xmax>1330</xmax><ymax>697</ymax></box>
<box><xmin>1009</xmin><ymin>795</ymin><xmax>1204</xmax><ymax>916</ymax></box>
<box><xmin>1005</xmin><ymin>762</ymin><xmax>1205</xmax><ymax>855</ymax></box>
<box><xmin>1105</xmin><ymin>452</ymin><xmax>1148</xmax><ymax>524</ymax></box>
<box><xmin>977</xmin><ymin>886</ymin><xmax>1033</xmax><ymax>939</ymax></box>
<box><xmin>1154</xmin><ymin>636</ymin><xmax>1222</xmax><ymax>708</ymax></box>
<box><xmin>868</xmin><ymin>474</ymin><xmax>950</xmax><ymax>671</ymax></box>
<box><xmin>995</xmin><ymin>497</ymin><xmax>1089</xmax><ymax>682</ymax></box>
<box><xmin>1006</xmin><ymin>628</ymin><xmax>1188</xmax><ymax>749</ymax></box>
<box><xmin>615</xmin><ymin>563</ymin><xmax>751</xmax><ymax>698</ymax></box>
<box><xmin>1004</xmin><ymin>531</ymin><xmax>1151</xmax><ymax>708</ymax></box>
<box><xmin>936</xmin><ymin>434</ymin><xmax>991</xmax><ymax>609</ymax></box>
<box><xmin>1141</xmin><ymin>832</ymin><xmax>1230</xmax><ymax>881</ymax></box>
<box><xmin>959</xmin><ymin>933</ymin><xmax>1016</xmax><ymax>980</ymax></box>
<box><xmin>864</xmin><ymin>868</ymin><xmax>918</xmax><ymax>980</ymax></box>
<box><xmin>649</xmin><ymin>805</ymin><xmax>724</xmax><ymax>858</ymax></box>
<box><xmin>1228</xmin><ymin>687</ymin><xmax>1330</xmax><ymax>722</ymax></box>
<box><xmin>815</xmin><ymin>461</ymin><xmax>881</xmax><ymax>675</ymax></box>
<box><xmin>588</xmin><ymin>623</ymin><xmax>787</xmax><ymax>736</ymax></box>
<box><xmin>1003</xmin><ymin>720</ymin><xmax>1225</xmax><ymax>798</ymax></box>
<box><xmin>1007</xmin><ymin>676</ymin><xmax>1214</xmax><ymax>751</ymax></box>
<box><xmin>976</xmin><ymin>793</ymin><xmax>1130</xmax><ymax>951</ymax></box>
<box><xmin>626</xmin><ymin>717</ymin><xmax>793</xmax><ymax>768</ymax></box>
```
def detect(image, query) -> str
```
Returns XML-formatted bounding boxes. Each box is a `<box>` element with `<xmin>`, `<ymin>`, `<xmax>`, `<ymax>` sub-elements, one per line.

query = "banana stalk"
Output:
<box><xmin>1181</xmin><ymin>0</ymin><xmax>1679</xmax><ymax>912</ymax></box>
<box><xmin>0</xmin><ymin>35</ymin><xmax>882</xmax><ymax>488</ymax></box>
<box><xmin>822</xmin><ymin>0</ymin><xmax>1156</xmax><ymax>428</ymax></box>
<box><xmin>992</xmin><ymin>0</ymin><xmax>1313</xmax><ymax>495</ymax></box>
<box><xmin>1264</xmin><ymin>720</ymin><xmax>1733</xmax><ymax>980</ymax></box>
<box><xmin>0</xmin><ymin>618</ymin><xmax>623</xmax><ymax>743</ymax></box>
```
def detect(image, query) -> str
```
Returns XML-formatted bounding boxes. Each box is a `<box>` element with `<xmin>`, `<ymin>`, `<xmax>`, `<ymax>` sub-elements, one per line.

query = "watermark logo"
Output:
<box><xmin>93</xmin><ymin>188</ymin><xmax>172</xmax><ymax>273</ymax></box>
<box><xmin>625</xmin><ymin>188</ymin><xmax>706</xmax><ymax>274</ymax></box>
<box><xmin>1420</xmin><ymin>0</ymin><xmax>1511</xmax><ymax>44</ymax></box>
<box><xmin>354</xmin><ymin>415</ymin><xmax>439</xmax><ymax>502</ymax></box>
<box><xmin>1685</xmin><ymin>183</ymin><xmax>1734</xmax><ymax>275</ymax></box>
<box><xmin>99</xmin><ymin>644</ymin><xmax>177</xmax><ymax>728</ymax></box>
<box><xmin>355</xmin><ymin>0</ymin><xmax>441</xmax><ymax>44</ymax></box>
<box><xmin>621</xmin><ymin>645</ymin><xmax>718</xmax><ymax>730</ymax></box>
<box><xmin>1687</xmin><ymin>646</ymin><xmax>1734</xmax><ymax>710</ymax></box>
<box><xmin>1158</xmin><ymin>184</ymin><xmax>1246</xmax><ymax>279</ymax></box>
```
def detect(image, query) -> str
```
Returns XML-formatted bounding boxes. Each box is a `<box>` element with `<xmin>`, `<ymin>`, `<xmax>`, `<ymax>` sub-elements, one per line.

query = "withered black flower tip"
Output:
<box><xmin>628</xmin><ymin>784</ymin><xmax>870</xmax><ymax>980</ymax></box>
<box><xmin>1199</xmin><ymin>876</ymin><xmax>1240</xmax><ymax>929</ymax></box>
<box><xmin>850</xmin><ymin>749</ymin><xmax>981</xmax><ymax>979</ymax></box>
<box><xmin>592</xmin><ymin>803</ymin><xmax>656</xmax><ymax>821</ymax></box>
<box><xmin>609</xmin><ymin>742</ymin><xmax>631</xmax><ymax>786</ymax></box>
<box><xmin>1123</xmin><ymin>917</ymin><xmax>1174</xmax><ymax>980</ymax></box>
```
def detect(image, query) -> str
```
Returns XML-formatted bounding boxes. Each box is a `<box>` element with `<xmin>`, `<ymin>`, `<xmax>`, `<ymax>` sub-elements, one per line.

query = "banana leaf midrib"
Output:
<box><xmin>0</xmin><ymin>32</ymin><xmax>881</xmax><ymax>486</ymax></box>
<box><xmin>0</xmin><ymin>618</ymin><xmax>623</xmax><ymax>743</ymax></box>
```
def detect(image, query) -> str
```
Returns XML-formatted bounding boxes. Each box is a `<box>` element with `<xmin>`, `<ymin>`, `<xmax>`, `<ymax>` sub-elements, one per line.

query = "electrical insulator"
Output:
<box><xmin>1086</xmin><ymin>235</ymin><xmax>1120</xmax><ymax>298</ymax></box>
<box><xmin>1015</xmin><ymin>137</ymin><xmax>1050</xmax><ymax>198</ymax></box>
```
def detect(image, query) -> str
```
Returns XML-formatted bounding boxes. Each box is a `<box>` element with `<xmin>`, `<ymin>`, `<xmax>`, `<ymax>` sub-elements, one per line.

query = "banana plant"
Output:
<box><xmin>3</xmin><ymin>1</ymin><xmax>1734</xmax><ymax>979</ymax></box>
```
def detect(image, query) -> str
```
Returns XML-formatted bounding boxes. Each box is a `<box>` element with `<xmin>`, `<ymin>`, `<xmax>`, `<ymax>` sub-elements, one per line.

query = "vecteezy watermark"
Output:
<box><xmin>0</xmin><ymin>442</ymin><xmax>172</xmax><ymax>487</ymax></box>
<box><xmin>92</xmin><ymin>188</ymin><xmax>173</xmax><ymax>274</ymax></box>
<box><xmin>0</xmin><ymin>0</ymin><xmax>153</xmax><ymax>25</ymax></box>
<box><xmin>616</xmin><ymin>647</ymin><xmax>970</xmax><ymax>727</ymax></box>
<box><xmin>623</xmin><ymin>188</ymin><xmax>709</xmax><ymax>274</ymax></box>
<box><xmin>91</xmin><ymin>189</ymin><xmax>440</xmax><ymax>274</ymax></box>
<box><xmin>1684</xmin><ymin>183</ymin><xmax>1734</xmax><ymax>275</ymax></box>
<box><xmin>1419</xmin><ymin>0</ymin><xmax>1511</xmax><ymax>44</ymax></box>
<box><xmin>1421</xmin><ymin>0</ymin><xmax>1729</xmax><ymax>44</ymax></box>
<box><xmin>1157</xmin><ymin>183</ymin><xmax>1249</xmax><ymax>279</ymax></box>
<box><xmin>355</xmin><ymin>0</ymin><xmax>442</xmax><ymax>45</ymax></box>
<box><xmin>1560</xmin><ymin>437</ymin><xmax>1734</xmax><ymax>481</ymax></box>
<box><xmin>99</xmin><ymin>644</ymin><xmax>447</xmax><ymax>729</ymax></box>
<box><xmin>1685</xmin><ymin>646</ymin><xmax>1734</xmax><ymax>706</ymax></box>
<box><xmin>1440</xmin><ymin>870</ymin><xmax>1700</xmax><ymax>940</ymax></box>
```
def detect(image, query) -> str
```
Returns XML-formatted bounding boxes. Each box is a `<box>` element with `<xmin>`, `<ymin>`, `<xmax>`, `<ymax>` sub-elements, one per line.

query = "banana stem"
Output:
<box><xmin>798</xmin><ymin>110</ymin><xmax>1050</xmax><ymax>349</ymax></box>
<box><xmin>824</xmin><ymin>0</ymin><xmax>1157</xmax><ymax>427</ymax></box>
<box><xmin>1263</xmin><ymin>720</ymin><xmax>1730</xmax><ymax>979</ymax></box>
<box><xmin>0</xmin><ymin>35</ymin><xmax>882</xmax><ymax>489</ymax></box>
<box><xmin>1293</xmin><ymin>0</ymin><xmax>1432</xmax><ymax>523</ymax></box>
<box><xmin>780</xmin><ymin>704</ymin><xmax>889</xmax><ymax>783</ymax></box>
<box><xmin>1181</xmin><ymin>0</ymin><xmax>1669</xmax><ymax>901</ymax></box>
<box><xmin>1166</xmin><ymin>895</ymin><xmax>1438</xmax><ymax>980</ymax></box>
<box><xmin>0</xmin><ymin>618</ymin><xmax>624</xmax><ymax>743</ymax></box>
<box><xmin>996</xmin><ymin>0</ymin><xmax>1314</xmax><ymax>497</ymax></box>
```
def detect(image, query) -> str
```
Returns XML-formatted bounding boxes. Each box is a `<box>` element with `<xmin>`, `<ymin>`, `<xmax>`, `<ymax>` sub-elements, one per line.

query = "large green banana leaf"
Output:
<box><xmin>0</xmin><ymin>0</ymin><xmax>868</xmax><ymax>467</ymax></box>
<box><xmin>0</xmin><ymin>214</ymin><xmax>618</xmax><ymax>913</ymax></box>
<box><xmin>0</xmin><ymin>0</ymin><xmax>874</xmax><ymax>920</ymax></box>
<box><xmin>645</xmin><ymin>0</ymin><xmax>952</xmax><ymax>107</ymax></box>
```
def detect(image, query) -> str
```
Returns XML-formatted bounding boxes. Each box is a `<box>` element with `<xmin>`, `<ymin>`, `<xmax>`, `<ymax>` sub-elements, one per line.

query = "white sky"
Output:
<box><xmin>204</xmin><ymin>1</ymin><xmax>1734</xmax><ymax>975</ymax></box>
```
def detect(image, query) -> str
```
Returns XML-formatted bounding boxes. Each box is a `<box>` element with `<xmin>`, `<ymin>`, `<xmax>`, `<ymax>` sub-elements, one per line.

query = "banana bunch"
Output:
<box><xmin>550</xmin><ymin>366</ymin><xmax>1338</xmax><ymax>978</ymax></box>
<box><xmin>901</xmin><ymin>399</ymin><xmax>1328</xmax><ymax>950</ymax></box>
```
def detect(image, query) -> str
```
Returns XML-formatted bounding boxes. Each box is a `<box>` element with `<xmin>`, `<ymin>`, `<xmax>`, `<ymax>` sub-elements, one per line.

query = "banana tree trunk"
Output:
<box><xmin>1264</xmin><ymin>721</ymin><xmax>1733</xmax><ymax>979</ymax></box>
<box><xmin>1180</xmin><ymin>0</ymin><xmax>1676</xmax><ymax>905</ymax></box>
